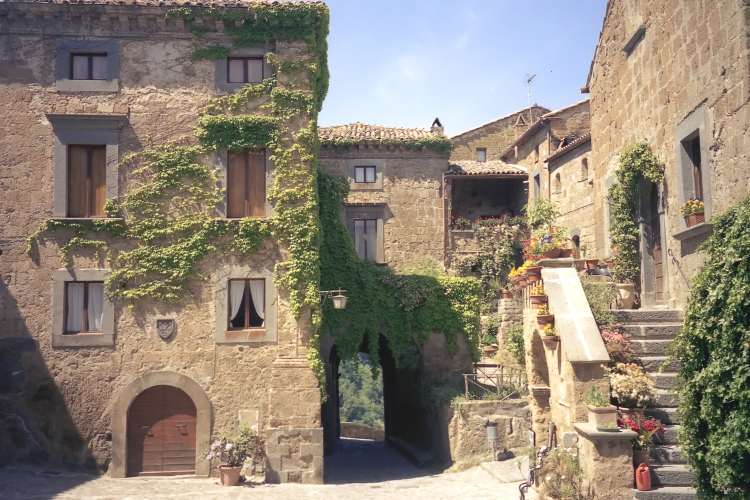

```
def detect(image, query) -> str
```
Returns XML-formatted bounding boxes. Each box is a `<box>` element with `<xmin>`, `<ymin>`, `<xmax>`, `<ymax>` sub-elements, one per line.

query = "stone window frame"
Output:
<box><xmin>52</xmin><ymin>268</ymin><xmax>115</xmax><ymax>348</ymax></box>
<box><xmin>344</xmin><ymin>204</ymin><xmax>386</xmax><ymax>264</ymax></box>
<box><xmin>675</xmin><ymin>104</ymin><xmax>712</xmax><ymax>228</ymax></box>
<box><xmin>214</xmin><ymin>149</ymin><xmax>274</xmax><ymax>218</ymax></box>
<box><xmin>475</xmin><ymin>147</ymin><xmax>487</xmax><ymax>162</ymax></box>
<box><xmin>55</xmin><ymin>39</ymin><xmax>120</xmax><ymax>92</ymax></box>
<box><xmin>48</xmin><ymin>114</ymin><xmax>126</xmax><ymax>219</ymax></box>
<box><xmin>214</xmin><ymin>265</ymin><xmax>277</xmax><ymax>344</ymax></box>
<box><xmin>215</xmin><ymin>47</ymin><xmax>274</xmax><ymax>93</ymax></box>
<box><xmin>347</xmin><ymin>158</ymin><xmax>385</xmax><ymax>191</ymax></box>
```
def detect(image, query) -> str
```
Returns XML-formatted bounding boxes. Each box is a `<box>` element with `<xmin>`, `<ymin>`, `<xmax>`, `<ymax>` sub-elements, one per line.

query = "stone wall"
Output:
<box><xmin>450</xmin><ymin>105</ymin><xmax>547</xmax><ymax>162</ymax></box>
<box><xmin>0</xmin><ymin>3</ymin><xmax>322</xmax><ymax>482</ymax></box>
<box><xmin>588</xmin><ymin>0</ymin><xmax>750</xmax><ymax>306</ymax></box>
<box><xmin>496</xmin><ymin>295</ymin><xmax>522</xmax><ymax>345</ymax></box>
<box><xmin>319</xmin><ymin>147</ymin><xmax>449</xmax><ymax>271</ymax></box>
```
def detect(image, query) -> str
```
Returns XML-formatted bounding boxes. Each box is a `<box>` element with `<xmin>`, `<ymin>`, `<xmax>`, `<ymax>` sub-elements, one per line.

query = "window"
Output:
<box><xmin>64</xmin><ymin>281</ymin><xmax>104</xmax><ymax>334</ymax></box>
<box><xmin>67</xmin><ymin>145</ymin><xmax>106</xmax><ymax>217</ymax></box>
<box><xmin>354</xmin><ymin>166</ymin><xmax>376</xmax><ymax>183</ymax></box>
<box><xmin>354</xmin><ymin>219</ymin><xmax>378</xmax><ymax>261</ymax></box>
<box><xmin>533</xmin><ymin>174</ymin><xmax>541</xmax><ymax>199</ymax></box>
<box><xmin>228</xmin><ymin>279</ymin><xmax>265</xmax><ymax>329</ymax></box>
<box><xmin>682</xmin><ymin>133</ymin><xmax>702</xmax><ymax>200</ymax></box>
<box><xmin>70</xmin><ymin>53</ymin><xmax>107</xmax><ymax>80</ymax></box>
<box><xmin>227</xmin><ymin>57</ymin><xmax>264</xmax><ymax>84</ymax></box>
<box><xmin>475</xmin><ymin>148</ymin><xmax>487</xmax><ymax>162</ymax></box>
<box><xmin>227</xmin><ymin>150</ymin><xmax>266</xmax><ymax>218</ymax></box>
<box><xmin>571</xmin><ymin>235</ymin><xmax>581</xmax><ymax>258</ymax></box>
<box><xmin>581</xmin><ymin>158</ymin><xmax>589</xmax><ymax>180</ymax></box>
<box><xmin>534</xmin><ymin>144</ymin><xmax>540</xmax><ymax>162</ymax></box>
<box><xmin>554</xmin><ymin>173</ymin><xmax>562</xmax><ymax>194</ymax></box>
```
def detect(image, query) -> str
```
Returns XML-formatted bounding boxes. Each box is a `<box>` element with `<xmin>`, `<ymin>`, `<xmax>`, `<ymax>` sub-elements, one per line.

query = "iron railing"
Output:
<box><xmin>463</xmin><ymin>362</ymin><xmax>527</xmax><ymax>400</ymax></box>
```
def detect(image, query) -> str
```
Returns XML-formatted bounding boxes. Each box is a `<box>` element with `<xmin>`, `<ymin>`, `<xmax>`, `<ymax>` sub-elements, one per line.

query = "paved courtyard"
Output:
<box><xmin>0</xmin><ymin>439</ymin><xmax>529</xmax><ymax>500</ymax></box>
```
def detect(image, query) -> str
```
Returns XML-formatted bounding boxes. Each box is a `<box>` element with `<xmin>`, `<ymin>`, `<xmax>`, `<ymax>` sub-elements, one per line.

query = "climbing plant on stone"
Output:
<box><xmin>672</xmin><ymin>196</ymin><xmax>750</xmax><ymax>500</ymax></box>
<box><xmin>608</xmin><ymin>143</ymin><xmax>663</xmax><ymax>283</ymax></box>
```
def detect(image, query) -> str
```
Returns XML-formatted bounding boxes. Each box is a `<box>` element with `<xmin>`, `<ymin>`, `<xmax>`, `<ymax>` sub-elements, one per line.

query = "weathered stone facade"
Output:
<box><xmin>586</xmin><ymin>0</ymin><xmax>750</xmax><ymax>306</ymax></box>
<box><xmin>0</xmin><ymin>1</ymin><xmax>322</xmax><ymax>483</ymax></box>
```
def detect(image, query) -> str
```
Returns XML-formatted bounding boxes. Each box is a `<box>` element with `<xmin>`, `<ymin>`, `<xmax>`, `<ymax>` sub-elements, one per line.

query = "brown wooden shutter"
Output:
<box><xmin>67</xmin><ymin>145</ymin><xmax>88</xmax><ymax>217</ymax></box>
<box><xmin>247</xmin><ymin>151</ymin><xmax>266</xmax><ymax>217</ymax></box>
<box><xmin>90</xmin><ymin>146</ymin><xmax>107</xmax><ymax>217</ymax></box>
<box><xmin>227</xmin><ymin>152</ymin><xmax>246</xmax><ymax>218</ymax></box>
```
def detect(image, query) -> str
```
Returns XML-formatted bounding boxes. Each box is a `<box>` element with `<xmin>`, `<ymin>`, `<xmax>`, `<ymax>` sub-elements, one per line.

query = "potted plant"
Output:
<box><xmin>451</xmin><ymin>216</ymin><xmax>473</xmax><ymax>230</ymax></box>
<box><xmin>524</xmin><ymin>261</ymin><xmax>542</xmax><ymax>283</ymax></box>
<box><xmin>584</xmin><ymin>258</ymin><xmax>599</xmax><ymax>272</ymax></box>
<box><xmin>619</xmin><ymin>413</ymin><xmax>664</xmax><ymax>466</ymax></box>
<box><xmin>536</xmin><ymin>304</ymin><xmax>554</xmax><ymax>326</ymax></box>
<box><xmin>540</xmin><ymin>323</ymin><xmax>559</xmax><ymax>347</ymax></box>
<box><xmin>680</xmin><ymin>198</ymin><xmax>705</xmax><ymax>227</ymax></box>
<box><xmin>615</xmin><ymin>282</ymin><xmax>636</xmax><ymax>309</ymax></box>
<box><xmin>207</xmin><ymin>428</ymin><xmax>265</xmax><ymax>486</ymax></box>
<box><xmin>500</xmin><ymin>288</ymin><xmax>513</xmax><ymax>299</ymax></box>
<box><xmin>607</xmin><ymin>362</ymin><xmax>656</xmax><ymax>418</ymax></box>
<box><xmin>529</xmin><ymin>283</ymin><xmax>547</xmax><ymax>308</ymax></box>
<box><xmin>584</xmin><ymin>386</ymin><xmax>618</xmax><ymax>431</ymax></box>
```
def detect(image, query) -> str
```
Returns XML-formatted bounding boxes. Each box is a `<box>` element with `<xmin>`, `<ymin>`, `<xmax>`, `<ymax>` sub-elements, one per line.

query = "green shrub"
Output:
<box><xmin>581</xmin><ymin>276</ymin><xmax>616</xmax><ymax>326</ymax></box>
<box><xmin>504</xmin><ymin>323</ymin><xmax>525</xmax><ymax>367</ymax></box>
<box><xmin>673</xmin><ymin>197</ymin><xmax>750</xmax><ymax>499</ymax></box>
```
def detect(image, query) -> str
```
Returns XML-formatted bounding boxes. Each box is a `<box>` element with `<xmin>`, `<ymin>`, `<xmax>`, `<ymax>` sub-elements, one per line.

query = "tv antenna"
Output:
<box><xmin>526</xmin><ymin>73</ymin><xmax>537</xmax><ymax>122</ymax></box>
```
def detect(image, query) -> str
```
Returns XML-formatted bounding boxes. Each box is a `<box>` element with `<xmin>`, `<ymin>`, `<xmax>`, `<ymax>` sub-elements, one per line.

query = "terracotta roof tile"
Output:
<box><xmin>447</xmin><ymin>160</ymin><xmax>527</xmax><ymax>177</ymax></box>
<box><xmin>545</xmin><ymin>132</ymin><xmax>591</xmax><ymax>162</ymax></box>
<box><xmin>319</xmin><ymin>122</ymin><xmax>442</xmax><ymax>144</ymax></box>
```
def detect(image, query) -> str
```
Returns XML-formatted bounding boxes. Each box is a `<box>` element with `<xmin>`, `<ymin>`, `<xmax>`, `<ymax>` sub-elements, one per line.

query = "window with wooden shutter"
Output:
<box><xmin>227</xmin><ymin>150</ymin><xmax>266</xmax><ymax>218</ymax></box>
<box><xmin>67</xmin><ymin>145</ymin><xmax>106</xmax><ymax>217</ymax></box>
<box><xmin>70</xmin><ymin>53</ymin><xmax>108</xmax><ymax>80</ymax></box>
<box><xmin>227</xmin><ymin>57</ymin><xmax>264</xmax><ymax>84</ymax></box>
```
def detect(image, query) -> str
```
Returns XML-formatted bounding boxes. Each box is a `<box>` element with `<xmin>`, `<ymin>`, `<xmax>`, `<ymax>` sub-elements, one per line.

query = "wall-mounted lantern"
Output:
<box><xmin>486</xmin><ymin>420</ymin><xmax>498</xmax><ymax>459</ymax></box>
<box><xmin>320</xmin><ymin>289</ymin><xmax>348</xmax><ymax>310</ymax></box>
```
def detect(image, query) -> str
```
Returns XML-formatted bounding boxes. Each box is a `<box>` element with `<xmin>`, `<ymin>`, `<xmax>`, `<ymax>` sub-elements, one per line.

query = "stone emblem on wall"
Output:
<box><xmin>156</xmin><ymin>319</ymin><xmax>176</xmax><ymax>341</ymax></box>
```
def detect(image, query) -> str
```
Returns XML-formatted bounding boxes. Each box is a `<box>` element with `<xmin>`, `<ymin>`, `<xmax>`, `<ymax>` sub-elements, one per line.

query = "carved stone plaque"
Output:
<box><xmin>156</xmin><ymin>319</ymin><xmax>176</xmax><ymax>341</ymax></box>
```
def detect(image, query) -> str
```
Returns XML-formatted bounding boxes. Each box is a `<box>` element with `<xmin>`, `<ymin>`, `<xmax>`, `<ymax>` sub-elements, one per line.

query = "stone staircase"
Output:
<box><xmin>612</xmin><ymin>309</ymin><xmax>697</xmax><ymax>500</ymax></box>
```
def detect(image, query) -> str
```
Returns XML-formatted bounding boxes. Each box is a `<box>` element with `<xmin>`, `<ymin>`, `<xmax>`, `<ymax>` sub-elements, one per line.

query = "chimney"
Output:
<box><xmin>431</xmin><ymin>117</ymin><xmax>444</xmax><ymax>135</ymax></box>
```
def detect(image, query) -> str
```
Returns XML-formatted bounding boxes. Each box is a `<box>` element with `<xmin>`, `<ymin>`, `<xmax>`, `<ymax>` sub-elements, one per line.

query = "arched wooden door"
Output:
<box><xmin>127</xmin><ymin>385</ymin><xmax>197</xmax><ymax>476</ymax></box>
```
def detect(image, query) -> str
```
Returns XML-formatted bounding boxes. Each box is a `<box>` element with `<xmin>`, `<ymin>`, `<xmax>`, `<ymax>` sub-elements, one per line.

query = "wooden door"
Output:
<box><xmin>644</xmin><ymin>184</ymin><xmax>664</xmax><ymax>302</ymax></box>
<box><xmin>127</xmin><ymin>385</ymin><xmax>197</xmax><ymax>476</ymax></box>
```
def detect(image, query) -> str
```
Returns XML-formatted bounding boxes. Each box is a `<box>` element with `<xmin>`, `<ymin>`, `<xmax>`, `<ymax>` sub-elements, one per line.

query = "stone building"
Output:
<box><xmin>450</xmin><ymin>105</ymin><xmax>548</xmax><ymax>163</ymax></box>
<box><xmin>0</xmin><ymin>0</ymin><xmax>327</xmax><ymax>483</ymax></box>
<box><xmin>584</xmin><ymin>0</ymin><xmax>750</xmax><ymax>307</ymax></box>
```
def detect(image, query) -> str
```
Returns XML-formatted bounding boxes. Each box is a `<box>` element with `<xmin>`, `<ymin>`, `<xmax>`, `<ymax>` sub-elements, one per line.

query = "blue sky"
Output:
<box><xmin>318</xmin><ymin>1</ymin><xmax>608</xmax><ymax>137</ymax></box>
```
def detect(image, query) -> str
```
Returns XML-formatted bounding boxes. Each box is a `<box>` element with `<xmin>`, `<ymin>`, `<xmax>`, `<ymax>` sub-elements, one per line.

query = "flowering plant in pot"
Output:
<box><xmin>540</xmin><ymin>323</ymin><xmax>559</xmax><ymax>347</ymax></box>
<box><xmin>529</xmin><ymin>283</ymin><xmax>547</xmax><ymax>308</ymax></box>
<box><xmin>618</xmin><ymin>413</ymin><xmax>664</xmax><ymax>466</ymax></box>
<box><xmin>528</xmin><ymin>225</ymin><xmax>570</xmax><ymax>259</ymax></box>
<box><xmin>536</xmin><ymin>304</ymin><xmax>554</xmax><ymax>326</ymax></box>
<box><xmin>451</xmin><ymin>216</ymin><xmax>473</xmax><ymax>230</ymax></box>
<box><xmin>607</xmin><ymin>362</ymin><xmax>656</xmax><ymax>411</ymax></box>
<box><xmin>584</xmin><ymin>386</ymin><xmax>618</xmax><ymax>431</ymax></box>
<box><xmin>207</xmin><ymin>428</ymin><xmax>265</xmax><ymax>486</ymax></box>
<box><xmin>680</xmin><ymin>198</ymin><xmax>705</xmax><ymax>227</ymax></box>
<box><xmin>600</xmin><ymin>327</ymin><xmax>635</xmax><ymax>364</ymax></box>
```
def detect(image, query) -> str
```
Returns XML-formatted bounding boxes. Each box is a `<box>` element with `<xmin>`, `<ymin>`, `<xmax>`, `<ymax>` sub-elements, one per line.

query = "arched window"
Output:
<box><xmin>581</xmin><ymin>158</ymin><xmax>589</xmax><ymax>180</ymax></box>
<box><xmin>571</xmin><ymin>235</ymin><xmax>581</xmax><ymax>258</ymax></box>
<box><xmin>554</xmin><ymin>172</ymin><xmax>562</xmax><ymax>194</ymax></box>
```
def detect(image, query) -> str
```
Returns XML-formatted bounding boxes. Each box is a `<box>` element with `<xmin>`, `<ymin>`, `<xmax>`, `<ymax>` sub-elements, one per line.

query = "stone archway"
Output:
<box><xmin>110</xmin><ymin>371</ymin><xmax>212</xmax><ymax>478</ymax></box>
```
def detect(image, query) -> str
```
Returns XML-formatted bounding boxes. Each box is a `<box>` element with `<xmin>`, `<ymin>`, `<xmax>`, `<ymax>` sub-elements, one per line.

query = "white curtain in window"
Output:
<box><xmin>87</xmin><ymin>283</ymin><xmax>104</xmax><ymax>332</ymax></box>
<box><xmin>229</xmin><ymin>281</ymin><xmax>245</xmax><ymax>323</ymax></box>
<box><xmin>66</xmin><ymin>282</ymin><xmax>84</xmax><ymax>332</ymax></box>
<box><xmin>249</xmin><ymin>279</ymin><xmax>265</xmax><ymax>322</ymax></box>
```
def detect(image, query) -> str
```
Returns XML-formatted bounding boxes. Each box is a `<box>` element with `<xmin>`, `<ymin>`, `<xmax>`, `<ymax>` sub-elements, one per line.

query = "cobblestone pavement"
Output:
<box><xmin>0</xmin><ymin>440</ymin><xmax>528</xmax><ymax>500</ymax></box>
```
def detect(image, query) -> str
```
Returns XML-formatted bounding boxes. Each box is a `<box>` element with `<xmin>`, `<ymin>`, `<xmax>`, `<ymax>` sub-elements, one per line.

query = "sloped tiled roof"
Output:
<box><xmin>0</xmin><ymin>0</ymin><xmax>319</xmax><ymax>5</ymax></box>
<box><xmin>447</xmin><ymin>160</ymin><xmax>527</xmax><ymax>177</ymax></box>
<box><xmin>545</xmin><ymin>132</ymin><xmax>591</xmax><ymax>163</ymax></box>
<box><xmin>319</xmin><ymin>123</ymin><xmax>441</xmax><ymax>143</ymax></box>
<box><xmin>450</xmin><ymin>104</ymin><xmax>549</xmax><ymax>141</ymax></box>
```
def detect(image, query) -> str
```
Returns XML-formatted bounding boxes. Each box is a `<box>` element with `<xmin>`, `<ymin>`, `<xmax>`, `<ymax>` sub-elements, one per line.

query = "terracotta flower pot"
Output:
<box><xmin>585</xmin><ymin>259</ymin><xmax>599</xmax><ymax>270</ymax></box>
<box><xmin>619</xmin><ymin>407</ymin><xmax>646</xmax><ymax>421</ymax></box>
<box><xmin>529</xmin><ymin>294</ymin><xmax>548</xmax><ymax>308</ymax></box>
<box><xmin>542</xmin><ymin>247</ymin><xmax>562</xmax><ymax>259</ymax></box>
<box><xmin>542</xmin><ymin>335</ymin><xmax>559</xmax><ymax>348</ymax></box>
<box><xmin>536</xmin><ymin>314</ymin><xmax>554</xmax><ymax>326</ymax></box>
<box><xmin>482</xmin><ymin>344</ymin><xmax>498</xmax><ymax>357</ymax></box>
<box><xmin>219</xmin><ymin>465</ymin><xmax>243</xmax><ymax>486</ymax></box>
<box><xmin>559</xmin><ymin>248</ymin><xmax>573</xmax><ymax>258</ymax></box>
<box><xmin>616</xmin><ymin>283</ymin><xmax>636</xmax><ymax>309</ymax></box>
<box><xmin>684</xmin><ymin>212</ymin><xmax>705</xmax><ymax>227</ymax></box>
<box><xmin>587</xmin><ymin>405</ymin><xmax>618</xmax><ymax>431</ymax></box>
<box><xmin>525</xmin><ymin>266</ymin><xmax>542</xmax><ymax>280</ymax></box>
<box><xmin>500</xmin><ymin>289</ymin><xmax>513</xmax><ymax>299</ymax></box>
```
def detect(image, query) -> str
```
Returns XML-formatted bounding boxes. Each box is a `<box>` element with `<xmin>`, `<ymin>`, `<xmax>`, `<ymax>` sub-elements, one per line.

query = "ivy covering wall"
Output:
<box><xmin>608</xmin><ymin>143</ymin><xmax>663</xmax><ymax>283</ymax></box>
<box><xmin>673</xmin><ymin>197</ymin><xmax>750</xmax><ymax>499</ymax></box>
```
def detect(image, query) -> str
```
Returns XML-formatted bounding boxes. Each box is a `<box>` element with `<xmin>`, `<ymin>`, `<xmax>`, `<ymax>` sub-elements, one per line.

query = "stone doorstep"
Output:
<box><xmin>620</xmin><ymin>323</ymin><xmax>683</xmax><ymax>338</ymax></box>
<box><xmin>633</xmin><ymin>486</ymin><xmax>697</xmax><ymax>500</ymax></box>
<box><xmin>651</xmin><ymin>445</ymin><xmax>687</xmax><ymax>465</ymax></box>
<box><xmin>646</xmin><ymin>407</ymin><xmax>680</xmax><ymax>425</ymax></box>
<box><xmin>656</xmin><ymin>425</ymin><xmax>680</xmax><ymax>445</ymax></box>
<box><xmin>650</xmin><ymin>464</ymin><xmax>695</xmax><ymax>487</ymax></box>
<box><xmin>650</xmin><ymin>373</ymin><xmax>679</xmax><ymax>390</ymax></box>
<box><xmin>640</xmin><ymin>356</ymin><xmax>680</xmax><ymax>372</ymax></box>
<box><xmin>612</xmin><ymin>310</ymin><xmax>684</xmax><ymax>324</ymax></box>
<box><xmin>631</xmin><ymin>339</ymin><xmax>674</xmax><ymax>356</ymax></box>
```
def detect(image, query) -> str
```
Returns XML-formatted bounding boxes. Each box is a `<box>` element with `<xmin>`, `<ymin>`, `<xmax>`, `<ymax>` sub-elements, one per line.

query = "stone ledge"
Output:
<box><xmin>574</xmin><ymin>423</ymin><xmax>636</xmax><ymax>441</ymax></box>
<box><xmin>672</xmin><ymin>222</ymin><xmax>712</xmax><ymax>241</ymax></box>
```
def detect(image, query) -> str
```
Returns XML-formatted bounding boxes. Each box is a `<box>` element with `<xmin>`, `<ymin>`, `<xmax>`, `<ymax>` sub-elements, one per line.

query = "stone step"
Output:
<box><xmin>655</xmin><ymin>425</ymin><xmax>680</xmax><ymax>445</ymax></box>
<box><xmin>640</xmin><ymin>356</ymin><xmax>680</xmax><ymax>372</ymax></box>
<box><xmin>631</xmin><ymin>339</ymin><xmax>673</xmax><ymax>356</ymax></box>
<box><xmin>651</xmin><ymin>373</ymin><xmax>679</xmax><ymax>390</ymax></box>
<box><xmin>621</xmin><ymin>323</ymin><xmax>682</xmax><ymax>338</ymax></box>
<box><xmin>652</xmin><ymin>389</ymin><xmax>679</xmax><ymax>408</ymax></box>
<box><xmin>651</xmin><ymin>445</ymin><xmax>687</xmax><ymax>464</ymax></box>
<box><xmin>646</xmin><ymin>407</ymin><xmax>680</xmax><ymax>424</ymax></box>
<box><xmin>633</xmin><ymin>486</ymin><xmax>697</xmax><ymax>500</ymax></box>
<box><xmin>613</xmin><ymin>309</ymin><xmax>683</xmax><ymax>324</ymax></box>
<box><xmin>651</xmin><ymin>464</ymin><xmax>694</xmax><ymax>487</ymax></box>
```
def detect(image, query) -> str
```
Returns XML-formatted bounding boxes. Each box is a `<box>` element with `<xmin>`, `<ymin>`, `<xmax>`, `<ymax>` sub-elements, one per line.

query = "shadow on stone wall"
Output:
<box><xmin>0</xmin><ymin>280</ymin><xmax>97</xmax><ymax>494</ymax></box>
